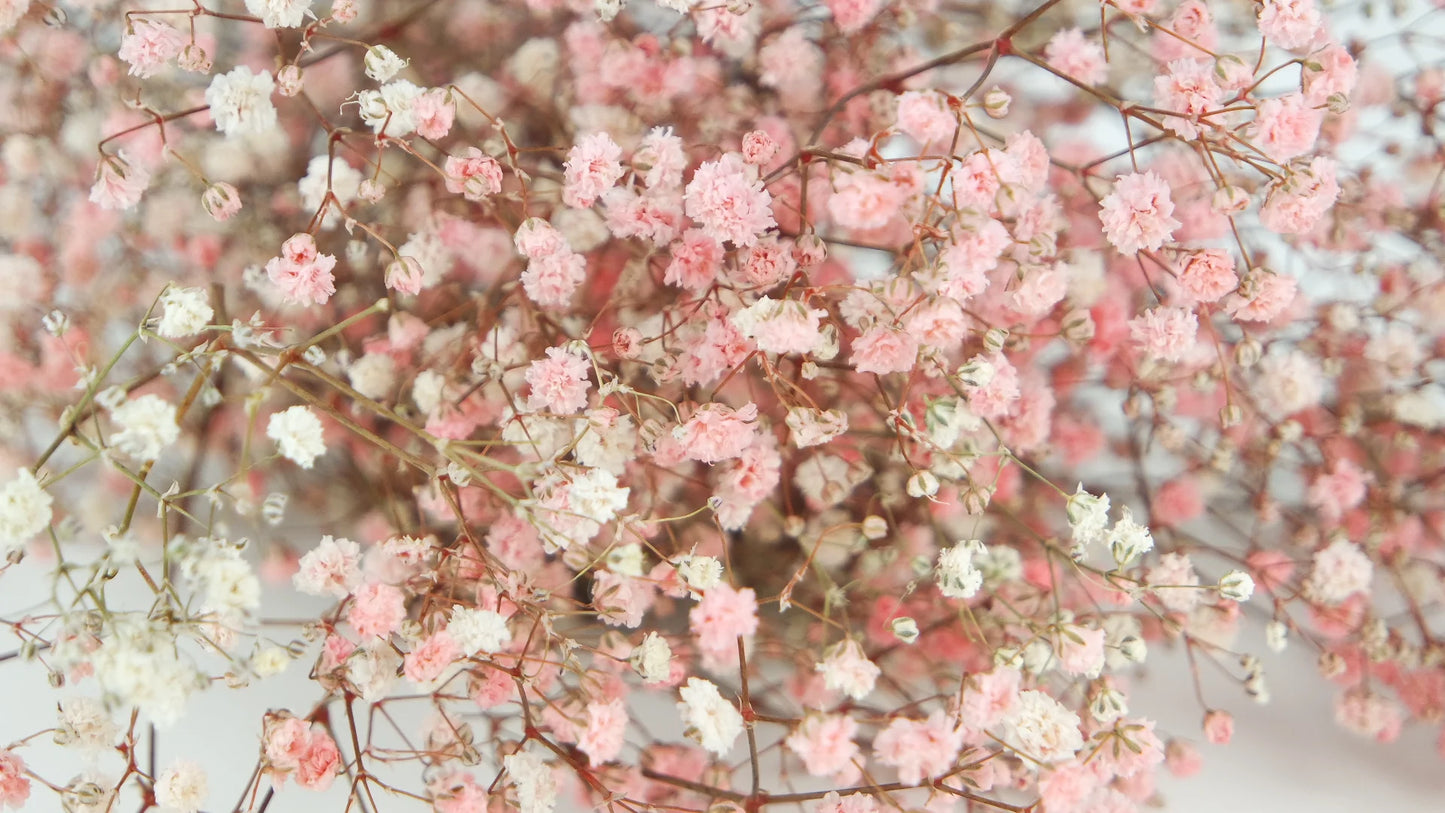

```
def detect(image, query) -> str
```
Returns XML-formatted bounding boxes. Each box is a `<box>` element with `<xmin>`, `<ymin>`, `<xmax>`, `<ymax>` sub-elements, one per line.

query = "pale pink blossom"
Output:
<box><xmin>521</xmin><ymin>251</ymin><xmax>587</xmax><ymax>308</ymax></box>
<box><xmin>786</xmin><ymin>714</ymin><xmax>860</xmax><ymax>778</ymax></box>
<box><xmin>1176</xmin><ymin>249</ymin><xmax>1237</xmax><ymax>303</ymax></box>
<box><xmin>1099</xmin><ymin>171</ymin><xmax>1180</xmax><ymax>254</ymax></box>
<box><xmin>444</xmin><ymin>148</ymin><xmax>503</xmax><ymax>200</ymax></box>
<box><xmin>690</xmin><ymin>584</ymin><xmax>759</xmax><ymax>663</ymax></box>
<box><xmin>413</xmin><ymin>88</ymin><xmax>456</xmax><ymax>139</ymax></box>
<box><xmin>829</xmin><ymin>170</ymin><xmax>906</xmax><ymax>231</ymax></box>
<box><xmin>1045</xmin><ymin>29</ymin><xmax>1108</xmax><ymax>87</ymax></box>
<box><xmin>873</xmin><ymin>711</ymin><xmax>966</xmax><ymax>785</ymax></box>
<box><xmin>403</xmin><ymin>629</ymin><xmax>460</xmax><ymax>685</ymax></box>
<box><xmin>852</xmin><ymin>327</ymin><xmax>919</xmax><ymax>375</ymax></box>
<box><xmin>826</xmin><ymin>0</ymin><xmax>881</xmax><ymax>33</ymax></box>
<box><xmin>1258</xmin><ymin>0</ymin><xmax>1323</xmax><ymax>50</ymax></box>
<box><xmin>684</xmin><ymin>153</ymin><xmax>775</xmax><ymax>247</ymax></box>
<box><xmin>90</xmin><ymin>151</ymin><xmax>151</xmax><ymax>210</ymax></box>
<box><xmin>349</xmin><ymin>582</ymin><xmax>406</xmax><ymax>638</ymax></box>
<box><xmin>896</xmin><ymin>90</ymin><xmax>956</xmax><ymax>145</ymax></box>
<box><xmin>294</xmin><ymin>536</ymin><xmax>362</xmax><ymax>598</ymax></box>
<box><xmin>1260</xmin><ymin>156</ymin><xmax>1340</xmax><ymax>234</ymax></box>
<box><xmin>665</xmin><ymin>229</ymin><xmax>724</xmax><ymax>290</ymax></box>
<box><xmin>1307</xmin><ymin>460</ymin><xmax>1370</xmax><ymax>522</ymax></box>
<box><xmin>525</xmin><ymin>346</ymin><xmax>592</xmax><ymax>415</ymax></box>
<box><xmin>679</xmin><ymin>402</ymin><xmax>758</xmax><ymax>464</ymax></box>
<box><xmin>118</xmin><ymin>19</ymin><xmax>185</xmax><ymax>78</ymax></box>
<box><xmin>563</xmin><ymin>132</ymin><xmax>625</xmax><ymax>208</ymax></box>
<box><xmin>265</xmin><ymin>233</ymin><xmax>337</xmax><ymax>306</ymax></box>
<box><xmin>1225</xmin><ymin>272</ymin><xmax>1297</xmax><ymax>322</ymax></box>
<box><xmin>1252</xmin><ymin>93</ymin><xmax>1324</xmax><ymax>162</ymax></box>
<box><xmin>578</xmin><ymin>698</ymin><xmax>629</xmax><ymax>765</ymax></box>
<box><xmin>1129</xmin><ymin>307</ymin><xmax>1198</xmax><ymax>362</ymax></box>
<box><xmin>1154</xmin><ymin>59</ymin><xmax>1223</xmax><ymax>140</ymax></box>
<box><xmin>0</xmin><ymin>750</ymin><xmax>29</xmax><ymax>809</ymax></box>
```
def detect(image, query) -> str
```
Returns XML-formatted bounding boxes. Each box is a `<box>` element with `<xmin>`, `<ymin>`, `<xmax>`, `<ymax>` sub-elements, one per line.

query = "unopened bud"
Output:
<box><xmin>982</xmin><ymin>327</ymin><xmax>1009</xmax><ymax>354</ymax></box>
<box><xmin>983</xmin><ymin>87</ymin><xmax>1012</xmax><ymax>118</ymax></box>
<box><xmin>277</xmin><ymin>64</ymin><xmax>303</xmax><ymax>96</ymax></box>
<box><xmin>906</xmin><ymin>470</ymin><xmax>940</xmax><ymax>499</ymax></box>
<box><xmin>891</xmin><ymin>617</ymin><xmax>919</xmax><ymax>644</ymax></box>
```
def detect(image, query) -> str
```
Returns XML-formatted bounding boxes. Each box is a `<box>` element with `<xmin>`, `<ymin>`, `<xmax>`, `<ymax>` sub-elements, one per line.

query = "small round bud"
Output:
<box><xmin>982</xmin><ymin>327</ymin><xmax>1009</xmax><ymax>354</ymax></box>
<box><xmin>277</xmin><ymin>64</ymin><xmax>304</xmax><ymax>97</ymax></box>
<box><xmin>385</xmin><ymin>256</ymin><xmax>425</xmax><ymax>296</ymax></box>
<box><xmin>202</xmin><ymin>182</ymin><xmax>242</xmax><ymax>221</ymax></box>
<box><xmin>1218</xmin><ymin>570</ymin><xmax>1255</xmax><ymax>602</ymax></box>
<box><xmin>891</xmin><ymin>617</ymin><xmax>919</xmax><ymax>644</ymax></box>
<box><xmin>178</xmin><ymin>43</ymin><xmax>212</xmax><ymax>74</ymax></box>
<box><xmin>364</xmin><ymin>45</ymin><xmax>408</xmax><ymax>83</ymax></box>
<box><xmin>983</xmin><ymin>86</ymin><xmax>1011</xmax><ymax>118</ymax></box>
<box><xmin>905</xmin><ymin>470</ymin><xmax>940</xmax><ymax>499</ymax></box>
<box><xmin>1211</xmin><ymin>186</ymin><xmax>1250</xmax><ymax>215</ymax></box>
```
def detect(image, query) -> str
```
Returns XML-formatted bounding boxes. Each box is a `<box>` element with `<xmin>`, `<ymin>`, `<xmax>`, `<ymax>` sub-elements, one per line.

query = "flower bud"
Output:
<box><xmin>1118</xmin><ymin>635</ymin><xmax>1147</xmax><ymax>664</ymax></box>
<box><xmin>1211</xmin><ymin>186</ymin><xmax>1250</xmax><ymax>215</ymax></box>
<box><xmin>861</xmin><ymin>515</ymin><xmax>888</xmax><ymax>540</ymax></box>
<box><xmin>277</xmin><ymin>64</ymin><xmax>303</xmax><ymax>96</ymax></box>
<box><xmin>178</xmin><ymin>43</ymin><xmax>211</xmax><ymax>73</ymax></box>
<box><xmin>983</xmin><ymin>86</ymin><xmax>1011</xmax><ymax>118</ymax></box>
<box><xmin>891</xmin><ymin>617</ymin><xmax>919</xmax><ymax>644</ymax></box>
<box><xmin>1218</xmin><ymin>570</ymin><xmax>1254</xmax><ymax>602</ymax></box>
<box><xmin>385</xmin><ymin>256</ymin><xmax>425</xmax><ymax>295</ymax></box>
<box><xmin>202</xmin><ymin>182</ymin><xmax>242</xmax><ymax>221</ymax></box>
<box><xmin>1090</xmin><ymin>687</ymin><xmax>1128</xmax><ymax>723</ymax></box>
<box><xmin>358</xmin><ymin>178</ymin><xmax>386</xmax><ymax>202</ymax></box>
<box><xmin>956</xmin><ymin>355</ymin><xmax>996</xmax><ymax>388</ymax></box>
<box><xmin>1233</xmin><ymin>337</ymin><xmax>1261</xmax><ymax>368</ymax></box>
<box><xmin>982</xmin><ymin>327</ymin><xmax>1009</xmax><ymax>354</ymax></box>
<box><xmin>1265</xmin><ymin>620</ymin><xmax>1288</xmax><ymax>653</ymax></box>
<box><xmin>905</xmin><ymin>470</ymin><xmax>939</xmax><ymax>499</ymax></box>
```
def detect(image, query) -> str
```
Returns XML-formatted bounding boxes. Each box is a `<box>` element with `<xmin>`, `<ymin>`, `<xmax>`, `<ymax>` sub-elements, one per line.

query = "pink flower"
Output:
<box><xmin>733</xmin><ymin>297</ymin><xmax>826</xmax><ymax>356</ymax></box>
<box><xmin>593</xmin><ymin>570</ymin><xmax>654</xmax><ymax>628</ymax></box>
<box><xmin>514</xmin><ymin>218</ymin><xmax>569</xmax><ymax>260</ymax></box>
<box><xmin>294</xmin><ymin>535</ymin><xmax>362</xmax><ymax>598</ymax></box>
<box><xmin>826</xmin><ymin>0</ymin><xmax>882</xmax><ymax>33</ymax></box>
<box><xmin>1225</xmin><ymin>271</ymin><xmax>1297</xmax><ymax>322</ymax></box>
<box><xmin>349</xmin><ymin>582</ymin><xmax>406</xmax><ymax>638</ymax></box>
<box><xmin>202</xmin><ymin>182</ymin><xmax>243</xmax><ymax>221</ymax></box>
<box><xmin>786</xmin><ymin>713</ymin><xmax>860</xmax><ymax>779</ymax></box>
<box><xmin>852</xmin><ymin>327</ymin><xmax>918</xmax><ymax>375</ymax></box>
<box><xmin>578</xmin><ymin>697</ymin><xmax>629</xmax><ymax>765</ymax></box>
<box><xmin>1175</xmin><ymin>249</ymin><xmax>1237</xmax><ymax>303</ymax></box>
<box><xmin>1252</xmin><ymin>93</ymin><xmax>1324</xmax><ymax>162</ymax></box>
<box><xmin>1154</xmin><ymin>1</ymin><xmax>1218</xmax><ymax>62</ymax></box>
<box><xmin>265</xmin><ymin>716</ymin><xmax>313</xmax><ymax>771</ymax></box>
<box><xmin>525</xmin><ymin>346</ymin><xmax>592</xmax><ymax>415</ymax></box>
<box><xmin>1056</xmin><ymin>624</ymin><xmax>1106</xmax><ymax>677</ymax></box>
<box><xmin>664</xmin><ymin>229</ymin><xmax>724</xmax><ymax>290</ymax></box>
<box><xmin>1129</xmin><ymin>306</ymin><xmax>1198</xmax><ymax>362</ymax></box>
<box><xmin>1045</xmin><ymin>29</ymin><xmax>1108</xmax><ymax>87</ymax></box>
<box><xmin>1258</xmin><ymin>0</ymin><xmax>1322</xmax><ymax>50</ymax></box>
<box><xmin>895</xmin><ymin>90</ymin><xmax>956</xmax><ymax>145</ymax></box>
<box><xmin>90</xmin><ymin>151</ymin><xmax>151</xmax><ymax>210</ymax></box>
<box><xmin>296</xmin><ymin>730</ymin><xmax>341</xmax><ymax>791</ymax></box>
<box><xmin>1260</xmin><ymin>156</ymin><xmax>1340</xmax><ymax>234</ymax></box>
<box><xmin>265</xmin><ymin>233</ymin><xmax>337</xmax><ymax>306</ymax></box>
<box><xmin>521</xmin><ymin>251</ymin><xmax>587</xmax><ymax>308</ymax></box>
<box><xmin>432</xmin><ymin>773</ymin><xmax>487</xmax><ymax>813</ymax></box>
<box><xmin>735</xmin><ymin>237</ymin><xmax>797</xmax><ymax>287</ymax></box>
<box><xmin>1307</xmin><ymin>460</ymin><xmax>1370</xmax><ymax>522</ymax></box>
<box><xmin>684</xmin><ymin>153</ymin><xmax>776</xmax><ymax>247</ymax></box>
<box><xmin>0</xmin><ymin>750</ymin><xmax>30</xmax><ymax>809</ymax></box>
<box><xmin>1153</xmin><ymin>59</ymin><xmax>1223</xmax><ymax>140</ymax></box>
<box><xmin>690</xmin><ymin>583</ymin><xmax>759</xmax><ymax>662</ymax></box>
<box><xmin>951</xmin><ymin>151</ymin><xmax>1001</xmax><ymax>209</ymax></box>
<box><xmin>1099</xmin><ymin>171</ymin><xmax>1180</xmax><ymax>254</ymax></box>
<box><xmin>444</xmin><ymin>147</ymin><xmax>504</xmax><ymax>200</ymax></box>
<box><xmin>680</xmin><ymin>402</ymin><xmax>759</xmax><ymax>464</ymax></box>
<box><xmin>1303</xmin><ymin>45</ymin><xmax>1358</xmax><ymax>105</ymax></box>
<box><xmin>413</xmin><ymin>88</ymin><xmax>455</xmax><ymax>140</ymax></box>
<box><xmin>1012</xmin><ymin>263</ymin><xmax>1069</xmax><ymax>317</ymax></box>
<box><xmin>828</xmin><ymin>170</ymin><xmax>905</xmax><ymax>231</ymax></box>
<box><xmin>1203</xmin><ymin>710</ymin><xmax>1234</xmax><ymax>744</ymax></box>
<box><xmin>741</xmin><ymin>129</ymin><xmax>779</xmax><ymax>166</ymax></box>
<box><xmin>872</xmin><ymin>710</ymin><xmax>966</xmax><ymax>785</ymax></box>
<box><xmin>118</xmin><ymin>19</ymin><xmax>185</xmax><ymax>78</ymax></box>
<box><xmin>563</xmin><ymin>132</ymin><xmax>625</xmax><ymax>209</ymax></box>
<box><xmin>403</xmin><ymin>629</ymin><xmax>460</xmax><ymax>685</ymax></box>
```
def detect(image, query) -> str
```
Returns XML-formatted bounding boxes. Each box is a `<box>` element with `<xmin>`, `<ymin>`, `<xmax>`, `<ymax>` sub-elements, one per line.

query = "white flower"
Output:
<box><xmin>267</xmin><ymin>406</ymin><xmax>326</xmax><ymax>468</ymax></box>
<box><xmin>677</xmin><ymin>554</ymin><xmax>722</xmax><ymax>595</ymax></box>
<box><xmin>155</xmin><ymin>287</ymin><xmax>214</xmax><ymax>339</ymax></box>
<box><xmin>1106</xmin><ymin>506</ymin><xmax>1153</xmax><ymax>566</ymax></box>
<box><xmin>348</xmin><ymin>353</ymin><xmax>396</xmax><ymax>400</ymax></box>
<box><xmin>816</xmin><ymin>638</ymin><xmax>879</xmax><ymax>701</ymax></box>
<box><xmin>251</xmin><ymin>646</ymin><xmax>290</xmax><ymax>678</ymax></box>
<box><xmin>195</xmin><ymin>548</ymin><xmax>260</xmax><ymax>618</ymax></box>
<box><xmin>298</xmin><ymin>154</ymin><xmax>362</xmax><ymax>215</ymax></box>
<box><xmin>345</xmin><ymin>641</ymin><xmax>400</xmax><ymax>702</ymax></box>
<box><xmin>677</xmin><ymin>678</ymin><xmax>744</xmax><ymax>756</ymax></box>
<box><xmin>0</xmin><ymin>467</ymin><xmax>52</xmax><ymax>554</ymax></box>
<box><xmin>630</xmin><ymin>632</ymin><xmax>672</xmax><ymax>683</ymax></box>
<box><xmin>110</xmin><ymin>394</ymin><xmax>179</xmax><ymax>462</ymax></box>
<box><xmin>364</xmin><ymin>45</ymin><xmax>408</xmax><ymax>82</ymax></box>
<box><xmin>294</xmin><ymin>535</ymin><xmax>361</xmax><ymax>597</ymax></box>
<box><xmin>354</xmin><ymin>79</ymin><xmax>424</xmax><ymax>136</ymax></box>
<box><xmin>447</xmin><ymin>606</ymin><xmax>512</xmax><ymax>655</ymax></box>
<box><xmin>57</xmin><ymin>696</ymin><xmax>118</xmax><ymax>751</ymax></box>
<box><xmin>1066</xmin><ymin>485</ymin><xmax>1110</xmax><ymax>549</ymax></box>
<box><xmin>243</xmin><ymin>0</ymin><xmax>311</xmax><ymax>28</ymax></box>
<box><xmin>204</xmin><ymin>66</ymin><xmax>277</xmax><ymax>138</ymax></box>
<box><xmin>1305</xmin><ymin>538</ymin><xmax>1372</xmax><ymax>604</ymax></box>
<box><xmin>605</xmin><ymin>543</ymin><xmax>645</xmax><ymax>577</ymax></box>
<box><xmin>504</xmin><ymin>748</ymin><xmax>557</xmax><ymax>813</ymax></box>
<box><xmin>155</xmin><ymin>759</ymin><xmax>208</xmax><ymax>813</ymax></box>
<box><xmin>999</xmin><ymin>689</ymin><xmax>1084</xmax><ymax>764</ymax></box>
<box><xmin>936</xmin><ymin>538</ymin><xmax>985</xmax><ymax>600</ymax></box>
<box><xmin>568</xmin><ymin>468</ymin><xmax>629</xmax><ymax>524</ymax></box>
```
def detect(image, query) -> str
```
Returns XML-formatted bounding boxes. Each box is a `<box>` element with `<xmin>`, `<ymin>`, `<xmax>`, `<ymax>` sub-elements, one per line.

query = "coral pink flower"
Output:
<box><xmin>265</xmin><ymin>717</ymin><xmax>313</xmax><ymax>770</ymax></box>
<box><xmin>0</xmin><ymin>750</ymin><xmax>30</xmax><ymax>809</ymax></box>
<box><xmin>349</xmin><ymin>582</ymin><xmax>406</xmax><ymax>638</ymax></box>
<box><xmin>664</xmin><ymin>229</ymin><xmax>724</xmax><ymax>290</ymax></box>
<box><xmin>1099</xmin><ymin>171</ymin><xmax>1180</xmax><ymax>254</ymax></box>
<box><xmin>296</xmin><ymin>730</ymin><xmax>341</xmax><ymax>791</ymax></box>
